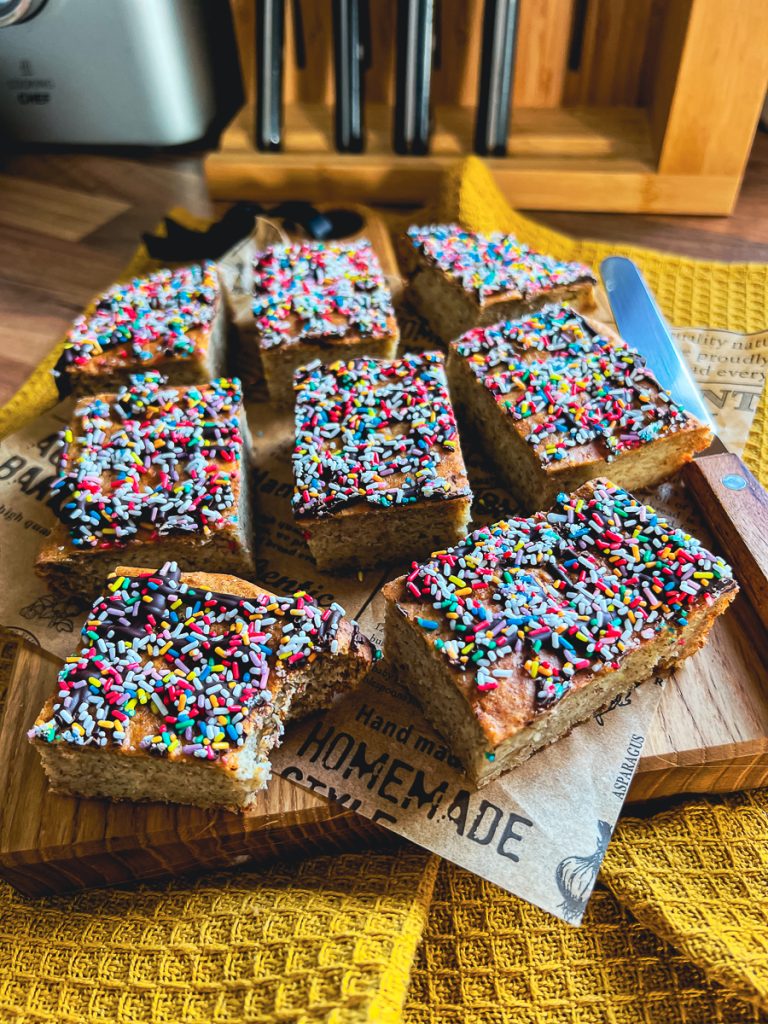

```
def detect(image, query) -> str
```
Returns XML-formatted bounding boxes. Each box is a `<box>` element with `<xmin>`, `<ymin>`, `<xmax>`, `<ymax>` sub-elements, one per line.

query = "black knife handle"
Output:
<box><xmin>475</xmin><ymin>0</ymin><xmax>519</xmax><ymax>156</ymax></box>
<box><xmin>394</xmin><ymin>0</ymin><xmax>435</xmax><ymax>155</ymax></box>
<box><xmin>333</xmin><ymin>0</ymin><xmax>366</xmax><ymax>153</ymax></box>
<box><xmin>255</xmin><ymin>0</ymin><xmax>285</xmax><ymax>152</ymax></box>
<box><xmin>684</xmin><ymin>451</ymin><xmax>768</xmax><ymax>632</ymax></box>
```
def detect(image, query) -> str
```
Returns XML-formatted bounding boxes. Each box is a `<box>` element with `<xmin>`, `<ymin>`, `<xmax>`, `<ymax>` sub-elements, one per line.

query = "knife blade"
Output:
<box><xmin>602</xmin><ymin>256</ymin><xmax>715</xmax><ymax>433</ymax></box>
<box><xmin>332</xmin><ymin>0</ymin><xmax>368</xmax><ymax>153</ymax></box>
<box><xmin>255</xmin><ymin>0</ymin><xmax>285</xmax><ymax>152</ymax></box>
<box><xmin>601</xmin><ymin>255</ymin><xmax>768</xmax><ymax>629</ymax></box>
<box><xmin>474</xmin><ymin>0</ymin><xmax>519</xmax><ymax>157</ymax></box>
<box><xmin>393</xmin><ymin>0</ymin><xmax>435</xmax><ymax>155</ymax></box>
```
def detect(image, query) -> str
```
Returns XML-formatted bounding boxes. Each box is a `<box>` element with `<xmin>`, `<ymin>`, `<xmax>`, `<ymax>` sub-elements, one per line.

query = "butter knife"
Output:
<box><xmin>601</xmin><ymin>255</ymin><xmax>768</xmax><ymax>628</ymax></box>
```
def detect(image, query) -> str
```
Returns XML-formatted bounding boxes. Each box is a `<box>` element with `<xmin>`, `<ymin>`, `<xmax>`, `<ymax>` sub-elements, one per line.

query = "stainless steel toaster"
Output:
<box><xmin>0</xmin><ymin>0</ymin><xmax>217</xmax><ymax>145</ymax></box>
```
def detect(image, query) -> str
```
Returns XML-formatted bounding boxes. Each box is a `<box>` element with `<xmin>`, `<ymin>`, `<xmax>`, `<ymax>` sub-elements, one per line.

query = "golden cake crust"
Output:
<box><xmin>256</xmin><ymin>312</ymin><xmax>400</xmax><ymax>354</ymax></box>
<box><xmin>248</xmin><ymin>239</ymin><xmax>400</xmax><ymax>403</ymax></box>
<box><xmin>69</xmin><ymin>322</ymin><xmax>214</xmax><ymax>385</ymax></box>
<box><xmin>58</xmin><ymin>264</ymin><xmax>222</xmax><ymax>394</ymax></box>
<box><xmin>400</xmin><ymin>224</ymin><xmax>598</xmax><ymax>343</ymax></box>
<box><xmin>446</xmin><ymin>306</ymin><xmax>712</xmax><ymax>508</ymax></box>
<box><xmin>291</xmin><ymin>352</ymin><xmax>473</xmax><ymax>569</ymax></box>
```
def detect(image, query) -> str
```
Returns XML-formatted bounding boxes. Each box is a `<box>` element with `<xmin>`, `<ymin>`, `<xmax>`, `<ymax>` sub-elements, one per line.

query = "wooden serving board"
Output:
<box><xmin>2</xmin><ymin>586</ymin><xmax>766</xmax><ymax>895</ymax></box>
<box><xmin>1</xmin><ymin>213</ymin><xmax>767</xmax><ymax>895</ymax></box>
<box><xmin>634</xmin><ymin>591</ymin><xmax>768</xmax><ymax>800</ymax></box>
<box><xmin>0</xmin><ymin>640</ymin><xmax>388</xmax><ymax>896</ymax></box>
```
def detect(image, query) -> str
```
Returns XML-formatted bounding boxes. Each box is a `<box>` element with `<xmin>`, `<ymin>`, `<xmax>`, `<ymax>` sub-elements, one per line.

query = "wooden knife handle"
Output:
<box><xmin>683</xmin><ymin>452</ymin><xmax>768</xmax><ymax>629</ymax></box>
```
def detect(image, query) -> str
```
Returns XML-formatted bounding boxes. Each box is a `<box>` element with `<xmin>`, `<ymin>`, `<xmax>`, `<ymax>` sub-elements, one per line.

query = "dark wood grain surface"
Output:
<box><xmin>0</xmin><ymin>643</ymin><xmax>388</xmax><ymax>896</ymax></box>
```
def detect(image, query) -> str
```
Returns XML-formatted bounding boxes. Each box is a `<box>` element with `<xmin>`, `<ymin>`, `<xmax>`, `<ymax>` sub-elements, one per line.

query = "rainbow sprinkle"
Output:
<box><xmin>29</xmin><ymin>562</ymin><xmax>351</xmax><ymax>761</ymax></box>
<box><xmin>455</xmin><ymin>305</ymin><xmax>691</xmax><ymax>465</ymax></box>
<box><xmin>291</xmin><ymin>353</ymin><xmax>471</xmax><ymax>519</ymax></box>
<box><xmin>407</xmin><ymin>224</ymin><xmax>595</xmax><ymax>303</ymax></box>
<box><xmin>252</xmin><ymin>239</ymin><xmax>395</xmax><ymax>349</ymax></box>
<box><xmin>402</xmin><ymin>481</ymin><xmax>734</xmax><ymax>705</ymax></box>
<box><xmin>51</xmin><ymin>371</ymin><xmax>244</xmax><ymax>548</ymax></box>
<box><xmin>55</xmin><ymin>263</ymin><xmax>218</xmax><ymax>381</ymax></box>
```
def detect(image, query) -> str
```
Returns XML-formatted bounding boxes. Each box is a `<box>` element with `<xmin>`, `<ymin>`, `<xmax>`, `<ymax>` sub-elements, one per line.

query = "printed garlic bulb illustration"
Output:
<box><xmin>555</xmin><ymin>819</ymin><xmax>612</xmax><ymax>922</ymax></box>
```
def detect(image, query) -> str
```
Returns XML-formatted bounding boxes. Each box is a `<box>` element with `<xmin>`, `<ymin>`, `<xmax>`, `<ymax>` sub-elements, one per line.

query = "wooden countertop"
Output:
<box><xmin>0</xmin><ymin>133</ymin><xmax>767</xmax><ymax>406</ymax></box>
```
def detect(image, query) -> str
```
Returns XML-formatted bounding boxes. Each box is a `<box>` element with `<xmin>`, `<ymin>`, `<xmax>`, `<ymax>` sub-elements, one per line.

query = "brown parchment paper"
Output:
<box><xmin>672</xmin><ymin>327</ymin><xmax>768</xmax><ymax>454</ymax></box>
<box><xmin>0</xmin><ymin>270</ymin><xmax>759</xmax><ymax>925</ymax></box>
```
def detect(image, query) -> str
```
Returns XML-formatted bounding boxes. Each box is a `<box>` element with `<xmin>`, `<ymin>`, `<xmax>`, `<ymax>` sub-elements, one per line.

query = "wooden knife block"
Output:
<box><xmin>206</xmin><ymin>0</ymin><xmax>768</xmax><ymax>214</ymax></box>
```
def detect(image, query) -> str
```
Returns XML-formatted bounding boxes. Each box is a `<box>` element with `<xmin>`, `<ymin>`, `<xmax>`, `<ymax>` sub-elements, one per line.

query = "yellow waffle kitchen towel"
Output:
<box><xmin>601</xmin><ymin>789</ymin><xmax>768</xmax><ymax>1013</ymax></box>
<box><xmin>0</xmin><ymin>808</ymin><xmax>438</xmax><ymax>1024</ymax></box>
<box><xmin>405</xmin><ymin>863</ymin><xmax>768</xmax><ymax>1024</ymax></box>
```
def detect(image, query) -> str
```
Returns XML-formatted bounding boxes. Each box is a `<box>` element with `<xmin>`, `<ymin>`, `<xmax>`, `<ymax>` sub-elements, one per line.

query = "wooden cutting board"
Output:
<box><xmin>2</xmin><ymin>587</ymin><xmax>766</xmax><ymax>896</ymax></box>
<box><xmin>1</xmin><ymin>212</ymin><xmax>767</xmax><ymax>896</ymax></box>
<box><xmin>0</xmin><ymin>640</ymin><xmax>388</xmax><ymax>896</ymax></box>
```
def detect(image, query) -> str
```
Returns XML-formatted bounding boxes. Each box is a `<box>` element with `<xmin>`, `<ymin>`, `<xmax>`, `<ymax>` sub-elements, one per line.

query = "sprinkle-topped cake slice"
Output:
<box><xmin>29</xmin><ymin>562</ymin><xmax>375</xmax><ymax>810</ymax></box>
<box><xmin>447</xmin><ymin>305</ymin><xmax>712</xmax><ymax>509</ymax></box>
<box><xmin>36</xmin><ymin>371</ymin><xmax>255</xmax><ymax>598</ymax></box>
<box><xmin>240</xmin><ymin>238</ymin><xmax>399</xmax><ymax>404</ymax></box>
<box><xmin>292</xmin><ymin>352</ymin><xmax>472</xmax><ymax>571</ymax></box>
<box><xmin>55</xmin><ymin>263</ymin><xmax>226</xmax><ymax>395</ymax></box>
<box><xmin>383</xmin><ymin>479</ymin><xmax>737</xmax><ymax>787</ymax></box>
<box><xmin>402</xmin><ymin>224</ymin><xmax>597</xmax><ymax>342</ymax></box>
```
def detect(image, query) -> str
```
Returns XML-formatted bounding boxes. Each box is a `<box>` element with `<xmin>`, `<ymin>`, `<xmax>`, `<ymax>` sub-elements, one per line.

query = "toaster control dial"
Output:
<box><xmin>0</xmin><ymin>0</ymin><xmax>48</xmax><ymax>28</ymax></box>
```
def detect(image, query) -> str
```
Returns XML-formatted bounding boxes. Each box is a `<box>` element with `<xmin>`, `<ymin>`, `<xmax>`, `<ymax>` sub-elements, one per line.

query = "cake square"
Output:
<box><xmin>242</xmin><ymin>238</ymin><xmax>399</xmax><ymax>404</ymax></box>
<box><xmin>28</xmin><ymin>562</ymin><xmax>375</xmax><ymax>810</ymax></box>
<box><xmin>447</xmin><ymin>305</ymin><xmax>713</xmax><ymax>510</ymax></box>
<box><xmin>292</xmin><ymin>352</ymin><xmax>472</xmax><ymax>571</ymax></box>
<box><xmin>402</xmin><ymin>224</ymin><xmax>597</xmax><ymax>342</ymax></box>
<box><xmin>383</xmin><ymin>479</ymin><xmax>737</xmax><ymax>788</ymax></box>
<box><xmin>55</xmin><ymin>263</ymin><xmax>227</xmax><ymax>395</ymax></box>
<box><xmin>36</xmin><ymin>372</ymin><xmax>255</xmax><ymax>598</ymax></box>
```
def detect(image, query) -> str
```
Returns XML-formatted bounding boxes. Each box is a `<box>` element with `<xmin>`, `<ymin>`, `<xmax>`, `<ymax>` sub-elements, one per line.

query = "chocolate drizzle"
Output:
<box><xmin>30</xmin><ymin>562</ymin><xmax>352</xmax><ymax>762</ymax></box>
<box><xmin>292</xmin><ymin>353</ymin><xmax>471</xmax><ymax>519</ymax></box>
<box><xmin>50</xmin><ymin>372</ymin><xmax>244</xmax><ymax>548</ymax></box>
<box><xmin>54</xmin><ymin>263</ymin><xmax>218</xmax><ymax>389</ymax></box>
<box><xmin>407</xmin><ymin>224</ymin><xmax>595</xmax><ymax>302</ymax></box>
<box><xmin>252</xmin><ymin>239</ymin><xmax>394</xmax><ymax>349</ymax></box>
